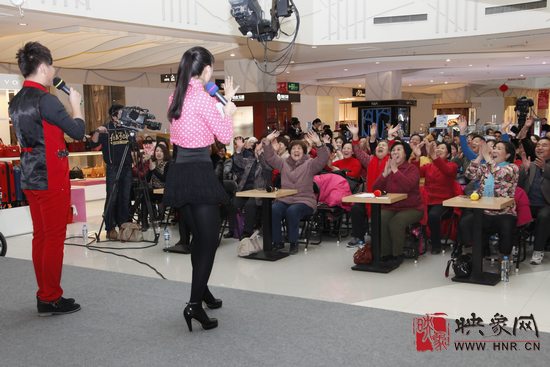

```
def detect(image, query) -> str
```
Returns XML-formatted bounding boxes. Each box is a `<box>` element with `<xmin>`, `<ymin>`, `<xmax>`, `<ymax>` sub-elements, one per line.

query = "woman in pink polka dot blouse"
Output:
<box><xmin>163</xmin><ymin>46</ymin><xmax>239</xmax><ymax>332</ymax></box>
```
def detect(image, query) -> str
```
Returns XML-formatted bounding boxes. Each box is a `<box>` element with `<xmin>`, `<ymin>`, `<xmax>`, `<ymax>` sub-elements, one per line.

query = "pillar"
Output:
<box><xmin>364</xmin><ymin>71</ymin><xmax>402</xmax><ymax>100</ymax></box>
<box><xmin>223</xmin><ymin>59</ymin><xmax>276</xmax><ymax>93</ymax></box>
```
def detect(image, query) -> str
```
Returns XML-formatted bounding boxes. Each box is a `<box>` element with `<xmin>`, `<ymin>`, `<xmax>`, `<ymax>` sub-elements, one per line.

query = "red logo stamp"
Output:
<box><xmin>413</xmin><ymin>313</ymin><xmax>450</xmax><ymax>352</ymax></box>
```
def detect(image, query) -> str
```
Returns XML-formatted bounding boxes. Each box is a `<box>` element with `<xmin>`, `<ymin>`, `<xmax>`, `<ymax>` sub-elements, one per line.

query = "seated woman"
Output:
<box><xmin>328</xmin><ymin>142</ymin><xmax>362</xmax><ymax>179</ymax></box>
<box><xmin>346</xmin><ymin>124</ymin><xmax>389</xmax><ymax>247</ymax></box>
<box><xmin>372</xmin><ymin>141</ymin><xmax>423</xmax><ymax>264</ymax></box>
<box><xmin>263</xmin><ymin>130</ymin><xmax>329</xmax><ymax>254</ymax></box>
<box><xmin>141</xmin><ymin>143</ymin><xmax>171</xmax><ymax>230</ymax></box>
<box><xmin>463</xmin><ymin>140</ymin><xmax>519</xmax><ymax>256</ymax></box>
<box><xmin>414</xmin><ymin>142</ymin><xmax>458</xmax><ymax>254</ymax></box>
<box><xmin>225</xmin><ymin>138</ymin><xmax>271</xmax><ymax>239</ymax></box>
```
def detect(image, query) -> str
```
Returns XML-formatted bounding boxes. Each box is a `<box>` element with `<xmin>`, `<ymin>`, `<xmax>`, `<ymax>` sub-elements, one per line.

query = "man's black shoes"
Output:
<box><xmin>37</xmin><ymin>297</ymin><xmax>81</xmax><ymax>317</ymax></box>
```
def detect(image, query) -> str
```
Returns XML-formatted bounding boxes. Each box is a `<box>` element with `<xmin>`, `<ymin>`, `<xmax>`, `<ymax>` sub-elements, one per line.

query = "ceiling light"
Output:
<box><xmin>520</xmin><ymin>74</ymin><xmax>524</xmax><ymax>77</ymax></box>
<box><xmin>524</xmin><ymin>56</ymin><xmax>530</xmax><ymax>59</ymax></box>
<box><xmin>358</xmin><ymin>84</ymin><xmax>362</xmax><ymax>87</ymax></box>
<box><xmin>408</xmin><ymin>84</ymin><xmax>412</xmax><ymax>87</ymax></box>
<box><xmin>229</xmin><ymin>53</ymin><xmax>235</xmax><ymax>57</ymax></box>
<box><xmin>468</xmin><ymin>64</ymin><xmax>473</xmax><ymax>67</ymax></box>
<box><xmin>375</xmin><ymin>61</ymin><xmax>380</xmax><ymax>65</ymax></box>
<box><xmin>344</xmin><ymin>68</ymin><xmax>348</xmax><ymax>71</ymax></box>
<box><xmin>286</xmin><ymin>71</ymin><xmax>290</xmax><ymax>74</ymax></box>
<box><xmin>18</xmin><ymin>22</ymin><xmax>27</xmax><ymax>26</ymax></box>
<box><xmin>444</xmin><ymin>81</ymin><xmax>448</xmax><ymax>84</ymax></box>
<box><xmin>542</xmin><ymin>61</ymin><xmax>547</xmax><ymax>65</ymax></box>
<box><xmin>439</xmin><ymin>71</ymin><xmax>444</xmax><ymax>74</ymax></box>
<box><xmin>290</xmin><ymin>60</ymin><xmax>295</xmax><ymax>64</ymax></box>
<box><xmin>311</xmin><ymin>46</ymin><xmax>317</xmax><ymax>49</ymax></box>
<box><xmin>430</xmin><ymin>79</ymin><xmax>434</xmax><ymax>83</ymax></box>
<box><xmin>445</xmin><ymin>58</ymin><xmax>451</xmax><ymax>62</ymax></box>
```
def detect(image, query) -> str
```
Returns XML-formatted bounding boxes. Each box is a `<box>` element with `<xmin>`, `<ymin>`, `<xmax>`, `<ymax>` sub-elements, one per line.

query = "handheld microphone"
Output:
<box><xmin>205</xmin><ymin>82</ymin><xmax>228</xmax><ymax>106</ymax></box>
<box><xmin>53</xmin><ymin>77</ymin><xmax>70</xmax><ymax>95</ymax></box>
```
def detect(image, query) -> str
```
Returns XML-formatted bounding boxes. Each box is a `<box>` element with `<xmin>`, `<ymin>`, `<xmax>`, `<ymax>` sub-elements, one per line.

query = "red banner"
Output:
<box><xmin>537</xmin><ymin>89</ymin><xmax>549</xmax><ymax>110</ymax></box>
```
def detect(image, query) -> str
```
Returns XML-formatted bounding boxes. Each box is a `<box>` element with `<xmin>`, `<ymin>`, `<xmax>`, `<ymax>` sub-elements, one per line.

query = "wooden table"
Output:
<box><xmin>236</xmin><ymin>188</ymin><xmax>298</xmax><ymax>261</ymax></box>
<box><xmin>343</xmin><ymin>193</ymin><xmax>408</xmax><ymax>273</ymax></box>
<box><xmin>443</xmin><ymin>195</ymin><xmax>515</xmax><ymax>286</ymax></box>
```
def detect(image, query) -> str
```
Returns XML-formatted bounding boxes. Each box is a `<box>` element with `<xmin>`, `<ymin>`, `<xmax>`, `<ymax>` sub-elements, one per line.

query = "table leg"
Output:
<box><xmin>352</xmin><ymin>203</ymin><xmax>399</xmax><ymax>273</ymax></box>
<box><xmin>452</xmin><ymin>208</ymin><xmax>500</xmax><ymax>285</ymax></box>
<box><xmin>241</xmin><ymin>198</ymin><xmax>289</xmax><ymax>261</ymax></box>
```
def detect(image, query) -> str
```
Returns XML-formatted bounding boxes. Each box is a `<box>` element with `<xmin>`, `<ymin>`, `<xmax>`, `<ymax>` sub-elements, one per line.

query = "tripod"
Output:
<box><xmin>96</xmin><ymin>129</ymin><xmax>160</xmax><ymax>244</ymax></box>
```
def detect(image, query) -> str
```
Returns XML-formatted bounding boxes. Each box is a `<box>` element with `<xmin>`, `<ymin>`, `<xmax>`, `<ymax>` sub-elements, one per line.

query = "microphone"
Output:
<box><xmin>205</xmin><ymin>82</ymin><xmax>228</xmax><ymax>106</ymax></box>
<box><xmin>53</xmin><ymin>77</ymin><xmax>70</xmax><ymax>95</ymax></box>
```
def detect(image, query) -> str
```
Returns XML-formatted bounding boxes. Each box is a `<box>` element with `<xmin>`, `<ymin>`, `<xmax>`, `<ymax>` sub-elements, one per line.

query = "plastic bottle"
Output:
<box><xmin>163</xmin><ymin>228</ymin><xmax>171</xmax><ymax>248</ymax></box>
<box><xmin>82</xmin><ymin>224</ymin><xmax>88</xmax><ymax>243</ymax></box>
<box><xmin>500</xmin><ymin>256</ymin><xmax>510</xmax><ymax>282</ymax></box>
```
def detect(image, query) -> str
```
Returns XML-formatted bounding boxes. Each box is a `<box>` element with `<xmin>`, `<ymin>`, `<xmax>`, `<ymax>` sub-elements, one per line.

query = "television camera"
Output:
<box><xmin>119</xmin><ymin>106</ymin><xmax>162</xmax><ymax>131</ymax></box>
<box><xmin>229</xmin><ymin>0</ymin><xmax>293</xmax><ymax>42</ymax></box>
<box><xmin>514</xmin><ymin>96</ymin><xmax>534</xmax><ymax>131</ymax></box>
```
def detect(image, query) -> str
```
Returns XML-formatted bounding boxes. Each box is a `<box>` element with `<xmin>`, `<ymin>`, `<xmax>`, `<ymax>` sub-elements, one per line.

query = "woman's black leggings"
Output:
<box><xmin>179</xmin><ymin>203</ymin><xmax>220</xmax><ymax>303</ymax></box>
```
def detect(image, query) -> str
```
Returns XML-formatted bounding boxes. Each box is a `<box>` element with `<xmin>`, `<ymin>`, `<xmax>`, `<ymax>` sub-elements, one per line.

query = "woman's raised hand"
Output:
<box><xmin>265</xmin><ymin>130</ymin><xmax>280</xmax><ymax>142</ymax></box>
<box><xmin>348</xmin><ymin>124</ymin><xmax>359</xmax><ymax>139</ymax></box>
<box><xmin>223</xmin><ymin>76</ymin><xmax>240</xmax><ymax>101</ymax></box>
<box><xmin>307</xmin><ymin>130</ymin><xmax>322</xmax><ymax>146</ymax></box>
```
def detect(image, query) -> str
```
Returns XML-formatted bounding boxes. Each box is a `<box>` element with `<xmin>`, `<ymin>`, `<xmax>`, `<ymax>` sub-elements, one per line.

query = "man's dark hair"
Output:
<box><xmin>312</xmin><ymin>118</ymin><xmax>322</xmax><ymax>125</ymax></box>
<box><xmin>290</xmin><ymin>117</ymin><xmax>300</xmax><ymax>126</ymax></box>
<box><xmin>276</xmin><ymin>136</ymin><xmax>290</xmax><ymax>150</ymax></box>
<box><xmin>16</xmin><ymin>42</ymin><xmax>53</xmax><ymax>78</ymax></box>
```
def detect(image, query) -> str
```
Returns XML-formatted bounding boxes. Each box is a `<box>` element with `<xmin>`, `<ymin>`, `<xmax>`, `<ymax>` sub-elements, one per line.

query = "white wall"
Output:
<box><xmin>291</xmin><ymin>95</ymin><xmax>317</xmax><ymax>127</ymax></box>
<box><xmin>471</xmin><ymin>96</ymin><xmax>504</xmax><ymax>125</ymax></box>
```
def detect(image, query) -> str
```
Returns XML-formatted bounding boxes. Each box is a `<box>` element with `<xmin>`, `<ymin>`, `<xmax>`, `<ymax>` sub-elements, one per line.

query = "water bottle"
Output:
<box><xmin>163</xmin><ymin>228</ymin><xmax>171</xmax><ymax>248</ymax></box>
<box><xmin>82</xmin><ymin>224</ymin><xmax>88</xmax><ymax>243</ymax></box>
<box><xmin>500</xmin><ymin>256</ymin><xmax>510</xmax><ymax>282</ymax></box>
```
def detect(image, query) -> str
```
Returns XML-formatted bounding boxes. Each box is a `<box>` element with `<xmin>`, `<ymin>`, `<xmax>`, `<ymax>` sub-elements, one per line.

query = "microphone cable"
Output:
<box><xmin>64</xmin><ymin>234</ymin><xmax>166</xmax><ymax>279</ymax></box>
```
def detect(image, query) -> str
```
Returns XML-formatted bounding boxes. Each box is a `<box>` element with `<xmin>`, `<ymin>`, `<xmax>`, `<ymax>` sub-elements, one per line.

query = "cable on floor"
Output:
<box><xmin>64</xmin><ymin>235</ymin><xmax>166</xmax><ymax>279</ymax></box>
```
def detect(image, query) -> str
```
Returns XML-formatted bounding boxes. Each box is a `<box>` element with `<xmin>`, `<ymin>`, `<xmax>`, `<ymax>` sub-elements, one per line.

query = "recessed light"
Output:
<box><xmin>439</xmin><ymin>71</ymin><xmax>445</xmax><ymax>74</ymax></box>
<box><xmin>290</xmin><ymin>60</ymin><xmax>295</xmax><ymax>64</ymax></box>
<box><xmin>468</xmin><ymin>64</ymin><xmax>473</xmax><ymax>67</ymax></box>
<box><xmin>229</xmin><ymin>53</ymin><xmax>235</xmax><ymax>57</ymax></box>
<box><xmin>430</xmin><ymin>79</ymin><xmax>434</xmax><ymax>83</ymax></box>
<box><xmin>286</xmin><ymin>71</ymin><xmax>290</xmax><ymax>74</ymax></box>
<box><xmin>445</xmin><ymin>58</ymin><xmax>451</xmax><ymax>62</ymax></box>
<box><xmin>18</xmin><ymin>22</ymin><xmax>27</xmax><ymax>26</ymax></box>
<box><xmin>375</xmin><ymin>61</ymin><xmax>380</xmax><ymax>65</ymax></box>
<box><xmin>542</xmin><ymin>61</ymin><xmax>547</xmax><ymax>65</ymax></box>
<box><xmin>520</xmin><ymin>74</ymin><xmax>524</xmax><ymax>77</ymax></box>
<box><xmin>358</xmin><ymin>84</ymin><xmax>362</xmax><ymax>87</ymax></box>
<box><xmin>311</xmin><ymin>46</ymin><xmax>317</xmax><ymax>49</ymax></box>
<box><xmin>408</xmin><ymin>84</ymin><xmax>412</xmax><ymax>87</ymax></box>
<box><xmin>444</xmin><ymin>81</ymin><xmax>448</xmax><ymax>84</ymax></box>
<box><xmin>344</xmin><ymin>68</ymin><xmax>348</xmax><ymax>71</ymax></box>
<box><xmin>524</xmin><ymin>56</ymin><xmax>530</xmax><ymax>59</ymax></box>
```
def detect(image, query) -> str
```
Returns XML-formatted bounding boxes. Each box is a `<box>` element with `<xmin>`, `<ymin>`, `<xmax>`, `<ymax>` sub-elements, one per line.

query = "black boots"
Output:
<box><xmin>37</xmin><ymin>297</ymin><xmax>81</xmax><ymax>316</ymax></box>
<box><xmin>203</xmin><ymin>289</ymin><xmax>222</xmax><ymax>309</ymax></box>
<box><xmin>183</xmin><ymin>303</ymin><xmax>218</xmax><ymax>331</ymax></box>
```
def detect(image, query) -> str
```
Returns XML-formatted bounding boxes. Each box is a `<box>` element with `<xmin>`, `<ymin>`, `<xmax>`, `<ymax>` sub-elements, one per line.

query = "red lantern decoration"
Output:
<box><xmin>499</xmin><ymin>83</ymin><xmax>509</xmax><ymax>93</ymax></box>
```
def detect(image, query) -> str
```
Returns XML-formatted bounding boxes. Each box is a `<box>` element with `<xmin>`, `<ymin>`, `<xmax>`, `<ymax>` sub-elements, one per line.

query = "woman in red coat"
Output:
<box><xmin>415</xmin><ymin>142</ymin><xmax>458</xmax><ymax>254</ymax></box>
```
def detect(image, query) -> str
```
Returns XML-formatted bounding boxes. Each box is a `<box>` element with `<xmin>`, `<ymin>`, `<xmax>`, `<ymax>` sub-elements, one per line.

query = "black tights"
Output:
<box><xmin>179</xmin><ymin>204</ymin><xmax>220</xmax><ymax>303</ymax></box>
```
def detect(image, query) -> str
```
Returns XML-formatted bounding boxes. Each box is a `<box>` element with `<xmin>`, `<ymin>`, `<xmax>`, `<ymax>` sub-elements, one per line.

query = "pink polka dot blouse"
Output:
<box><xmin>169</xmin><ymin>78</ymin><xmax>233</xmax><ymax>148</ymax></box>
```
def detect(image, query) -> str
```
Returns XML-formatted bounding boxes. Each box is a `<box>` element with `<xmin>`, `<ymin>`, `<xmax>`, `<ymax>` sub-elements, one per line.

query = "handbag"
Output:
<box><xmin>119</xmin><ymin>222</ymin><xmax>144</xmax><ymax>242</ymax></box>
<box><xmin>0</xmin><ymin>138</ymin><xmax>21</xmax><ymax>158</ymax></box>
<box><xmin>70</xmin><ymin>166</ymin><xmax>84</xmax><ymax>179</ymax></box>
<box><xmin>353</xmin><ymin>244</ymin><xmax>373</xmax><ymax>265</ymax></box>
<box><xmin>237</xmin><ymin>230</ymin><xmax>262</xmax><ymax>257</ymax></box>
<box><xmin>445</xmin><ymin>253</ymin><xmax>472</xmax><ymax>278</ymax></box>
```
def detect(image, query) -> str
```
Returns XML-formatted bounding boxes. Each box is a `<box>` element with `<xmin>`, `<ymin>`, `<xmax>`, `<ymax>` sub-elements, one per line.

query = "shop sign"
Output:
<box><xmin>0</xmin><ymin>74</ymin><xmax>22</xmax><ymax>90</ymax></box>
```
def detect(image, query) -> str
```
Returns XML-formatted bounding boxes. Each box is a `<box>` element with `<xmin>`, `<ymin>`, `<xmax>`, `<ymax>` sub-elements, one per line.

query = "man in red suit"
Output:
<box><xmin>9</xmin><ymin>42</ymin><xmax>85</xmax><ymax>316</ymax></box>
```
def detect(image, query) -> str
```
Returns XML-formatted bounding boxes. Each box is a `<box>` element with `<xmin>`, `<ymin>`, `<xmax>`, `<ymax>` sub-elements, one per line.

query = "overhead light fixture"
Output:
<box><xmin>445</xmin><ymin>58</ymin><xmax>451</xmax><ymax>62</ymax></box>
<box><xmin>311</xmin><ymin>45</ymin><xmax>317</xmax><ymax>49</ymax></box>
<box><xmin>520</xmin><ymin>74</ymin><xmax>524</xmax><ymax>77</ymax></box>
<box><xmin>18</xmin><ymin>22</ymin><xmax>27</xmax><ymax>26</ymax></box>
<box><xmin>344</xmin><ymin>68</ymin><xmax>348</xmax><ymax>71</ymax></box>
<box><xmin>542</xmin><ymin>61</ymin><xmax>547</xmax><ymax>65</ymax></box>
<box><xmin>375</xmin><ymin>61</ymin><xmax>380</xmax><ymax>64</ymax></box>
<box><xmin>286</xmin><ymin>71</ymin><xmax>290</xmax><ymax>74</ymax></box>
<box><xmin>290</xmin><ymin>60</ymin><xmax>295</xmax><ymax>63</ymax></box>
<box><xmin>524</xmin><ymin>56</ymin><xmax>530</xmax><ymax>59</ymax></box>
<box><xmin>229</xmin><ymin>53</ymin><xmax>235</xmax><ymax>57</ymax></box>
<box><xmin>439</xmin><ymin>71</ymin><xmax>444</xmax><ymax>74</ymax></box>
<box><xmin>358</xmin><ymin>84</ymin><xmax>362</xmax><ymax>87</ymax></box>
<box><xmin>408</xmin><ymin>83</ymin><xmax>412</xmax><ymax>87</ymax></box>
<box><xmin>444</xmin><ymin>81</ymin><xmax>448</xmax><ymax>84</ymax></box>
<box><xmin>430</xmin><ymin>79</ymin><xmax>434</xmax><ymax>83</ymax></box>
<box><xmin>468</xmin><ymin>64</ymin><xmax>473</xmax><ymax>67</ymax></box>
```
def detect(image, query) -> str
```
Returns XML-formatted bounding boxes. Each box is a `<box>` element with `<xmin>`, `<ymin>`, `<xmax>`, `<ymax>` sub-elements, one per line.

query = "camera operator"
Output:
<box><xmin>91</xmin><ymin>104</ymin><xmax>133</xmax><ymax>240</ymax></box>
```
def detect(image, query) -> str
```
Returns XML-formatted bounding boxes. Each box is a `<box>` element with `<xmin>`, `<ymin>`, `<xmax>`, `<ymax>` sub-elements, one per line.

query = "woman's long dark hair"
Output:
<box><xmin>167</xmin><ymin>46</ymin><xmax>214</xmax><ymax>121</ymax></box>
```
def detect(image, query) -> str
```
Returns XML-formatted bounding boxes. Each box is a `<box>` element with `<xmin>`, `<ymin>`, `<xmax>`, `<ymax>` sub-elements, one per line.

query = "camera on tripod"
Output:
<box><xmin>119</xmin><ymin>106</ymin><xmax>162</xmax><ymax>131</ymax></box>
<box><xmin>514</xmin><ymin>96</ymin><xmax>534</xmax><ymax>130</ymax></box>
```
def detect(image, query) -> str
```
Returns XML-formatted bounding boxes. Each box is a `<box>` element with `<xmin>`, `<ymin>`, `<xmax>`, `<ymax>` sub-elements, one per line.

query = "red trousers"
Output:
<box><xmin>25</xmin><ymin>188</ymin><xmax>71</xmax><ymax>302</ymax></box>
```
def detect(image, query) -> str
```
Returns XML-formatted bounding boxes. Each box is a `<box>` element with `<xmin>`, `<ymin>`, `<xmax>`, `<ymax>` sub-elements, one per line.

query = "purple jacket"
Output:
<box><xmin>264</xmin><ymin>142</ymin><xmax>329</xmax><ymax>210</ymax></box>
<box><xmin>373</xmin><ymin>161</ymin><xmax>422</xmax><ymax>212</ymax></box>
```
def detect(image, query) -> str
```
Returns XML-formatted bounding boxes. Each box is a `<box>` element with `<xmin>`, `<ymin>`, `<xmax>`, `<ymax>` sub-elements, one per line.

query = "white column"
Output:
<box><xmin>364</xmin><ymin>71</ymin><xmax>402</xmax><ymax>100</ymax></box>
<box><xmin>223</xmin><ymin>59</ymin><xmax>276</xmax><ymax>93</ymax></box>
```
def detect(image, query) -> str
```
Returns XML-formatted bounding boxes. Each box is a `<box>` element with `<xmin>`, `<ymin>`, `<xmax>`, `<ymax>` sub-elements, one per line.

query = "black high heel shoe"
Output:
<box><xmin>203</xmin><ymin>290</ymin><xmax>222</xmax><ymax>309</ymax></box>
<box><xmin>183</xmin><ymin>303</ymin><xmax>218</xmax><ymax>332</ymax></box>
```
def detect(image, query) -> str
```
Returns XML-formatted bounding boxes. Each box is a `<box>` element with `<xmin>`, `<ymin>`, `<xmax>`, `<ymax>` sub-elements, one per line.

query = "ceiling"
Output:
<box><xmin>1</xmin><ymin>4</ymin><xmax>550</xmax><ymax>94</ymax></box>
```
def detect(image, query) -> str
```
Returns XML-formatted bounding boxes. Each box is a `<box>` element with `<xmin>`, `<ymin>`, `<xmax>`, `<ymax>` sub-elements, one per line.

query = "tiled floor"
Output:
<box><xmin>5</xmin><ymin>199</ymin><xmax>550</xmax><ymax>332</ymax></box>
